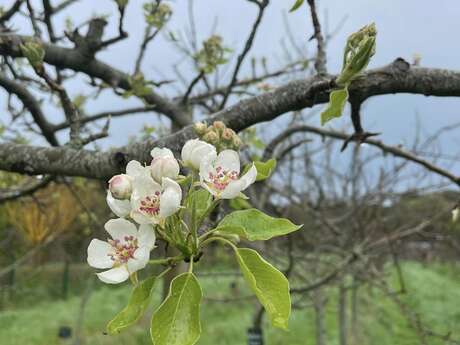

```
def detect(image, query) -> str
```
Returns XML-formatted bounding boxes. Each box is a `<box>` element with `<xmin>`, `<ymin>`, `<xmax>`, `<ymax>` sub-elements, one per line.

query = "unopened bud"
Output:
<box><xmin>109</xmin><ymin>174</ymin><xmax>132</xmax><ymax>200</ymax></box>
<box><xmin>203</xmin><ymin>131</ymin><xmax>219</xmax><ymax>144</ymax></box>
<box><xmin>181</xmin><ymin>139</ymin><xmax>216</xmax><ymax>169</ymax></box>
<box><xmin>232</xmin><ymin>135</ymin><xmax>243</xmax><ymax>148</ymax></box>
<box><xmin>150</xmin><ymin>148</ymin><xmax>180</xmax><ymax>182</ymax></box>
<box><xmin>213</xmin><ymin>121</ymin><xmax>226</xmax><ymax>131</ymax></box>
<box><xmin>222</xmin><ymin>128</ymin><xmax>235</xmax><ymax>141</ymax></box>
<box><xmin>193</xmin><ymin>122</ymin><xmax>207</xmax><ymax>135</ymax></box>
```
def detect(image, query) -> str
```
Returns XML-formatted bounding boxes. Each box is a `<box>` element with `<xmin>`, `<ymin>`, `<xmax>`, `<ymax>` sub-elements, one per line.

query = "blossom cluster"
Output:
<box><xmin>87</xmin><ymin>138</ymin><xmax>257</xmax><ymax>284</ymax></box>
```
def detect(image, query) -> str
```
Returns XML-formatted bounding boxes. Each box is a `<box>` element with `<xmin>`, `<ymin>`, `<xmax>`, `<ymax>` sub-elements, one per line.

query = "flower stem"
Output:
<box><xmin>148</xmin><ymin>255</ymin><xmax>184</xmax><ymax>266</ymax></box>
<box><xmin>199</xmin><ymin>236</ymin><xmax>237</xmax><ymax>252</ymax></box>
<box><xmin>129</xmin><ymin>271</ymin><xmax>139</xmax><ymax>286</ymax></box>
<box><xmin>188</xmin><ymin>256</ymin><xmax>194</xmax><ymax>273</ymax></box>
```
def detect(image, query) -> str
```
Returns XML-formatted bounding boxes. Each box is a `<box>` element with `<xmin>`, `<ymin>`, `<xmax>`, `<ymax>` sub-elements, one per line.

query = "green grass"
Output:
<box><xmin>0</xmin><ymin>262</ymin><xmax>459</xmax><ymax>345</ymax></box>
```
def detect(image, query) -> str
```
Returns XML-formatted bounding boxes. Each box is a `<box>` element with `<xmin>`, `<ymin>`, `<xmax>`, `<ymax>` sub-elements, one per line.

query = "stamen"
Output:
<box><xmin>208</xmin><ymin>166</ymin><xmax>239</xmax><ymax>191</ymax></box>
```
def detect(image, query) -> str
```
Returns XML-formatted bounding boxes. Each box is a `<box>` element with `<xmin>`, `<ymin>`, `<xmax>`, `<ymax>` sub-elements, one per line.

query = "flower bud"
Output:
<box><xmin>202</xmin><ymin>130</ymin><xmax>219</xmax><ymax>145</ymax></box>
<box><xmin>222</xmin><ymin>128</ymin><xmax>235</xmax><ymax>141</ymax></box>
<box><xmin>181</xmin><ymin>139</ymin><xmax>216</xmax><ymax>170</ymax></box>
<box><xmin>108</xmin><ymin>174</ymin><xmax>132</xmax><ymax>200</ymax></box>
<box><xmin>193</xmin><ymin>122</ymin><xmax>208</xmax><ymax>135</ymax></box>
<box><xmin>232</xmin><ymin>135</ymin><xmax>243</xmax><ymax>148</ymax></box>
<box><xmin>150</xmin><ymin>148</ymin><xmax>180</xmax><ymax>183</ymax></box>
<box><xmin>213</xmin><ymin>121</ymin><xmax>226</xmax><ymax>132</ymax></box>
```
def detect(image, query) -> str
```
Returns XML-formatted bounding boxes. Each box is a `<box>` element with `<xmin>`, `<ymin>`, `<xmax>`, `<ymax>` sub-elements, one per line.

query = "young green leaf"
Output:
<box><xmin>215</xmin><ymin>208</ymin><xmax>302</xmax><ymax>241</ymax></box>
<box><xmin>229</xmin><ymin>197</ymin><xmax>252</xmax><ymax>210</ymax></box>
<box><xmin>151</xmin><ymin>273</ymin><xmax>202</xmax><ymax>345</ymax></box>
<box><xmin>106</xmin><ymin>276</ymin><xmax>157</xmax><ymax>334</ymax></box>
<box><xmin>235</xmin><ymin>248</ymin><xmax>291</xmax><ymax>329</ymax></box>
<box><xmin>289</xmin><ymin>0</ymin><xmax>305</xmax><ymax>12</ymax></box>
<box><xmin>243</xmin><ymin>159</ymin><xmax>277</xmax><ymax>182</ymax></box>
<box><xmin>320</xmin><ymin>88</ymin><xmax>349</xmax><ymax>125</ymax></box>
<box><xmin>186</xmin><ymin>189</ymin><xmax>212</xmax><ymax>220</ymax></box>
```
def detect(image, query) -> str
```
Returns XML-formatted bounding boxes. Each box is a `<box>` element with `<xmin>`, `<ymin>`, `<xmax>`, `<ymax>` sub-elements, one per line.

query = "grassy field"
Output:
<box><xmin>0</xmin><ymin>261</ymin><xmax>459</xmax><ymax>345</ymax></box>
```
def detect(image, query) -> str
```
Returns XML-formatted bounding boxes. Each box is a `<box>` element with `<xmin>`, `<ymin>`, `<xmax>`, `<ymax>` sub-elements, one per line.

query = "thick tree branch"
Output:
<box><xmin>1</xmin><ymin>62</ymin><xmax>460</xmax><ymax>179</ymax></box>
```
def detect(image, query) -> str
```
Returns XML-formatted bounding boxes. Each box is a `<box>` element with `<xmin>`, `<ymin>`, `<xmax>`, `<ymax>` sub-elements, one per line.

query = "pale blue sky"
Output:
<box><xmin>3</xmin><ymin>0</ymin><xmax>460</xmax><ymax>182</ymax></box>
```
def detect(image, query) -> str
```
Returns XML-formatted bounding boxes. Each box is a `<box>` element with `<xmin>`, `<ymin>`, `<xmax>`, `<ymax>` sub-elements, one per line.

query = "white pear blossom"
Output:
<box><xmin>181</xmin><ymin>139</ymin><xmax>216</xmax><ymax>170</ymax></box>
<box><xmin>150</xmin><ymin>147</ymin><xmax>180</xmax><ymax>183</ymax></box>
<box><xmin>87</xmin><ymin>218</ymin><xmax>156</xmax><ymax>284</ymax></box>
<box><xmin>199</xmin><ymin>149</ymin><xmax>257</xmax><ymax>199</ymax></box>
<box><xmin>107</xmin><ymin>160</ymin><xmax>151</xmax><ymax>218</ymax></box>
<box><xmin>130</xmin><ymin>175</ymin><xmax>182</xmax><ymax>225</ymax></box>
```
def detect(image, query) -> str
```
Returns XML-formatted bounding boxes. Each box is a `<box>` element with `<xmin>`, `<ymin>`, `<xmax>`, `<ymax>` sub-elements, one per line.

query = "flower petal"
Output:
<box><xmin>130</xmin><ymin>210</ymin><xmax>156</xmax><ymax>225</ymax></box>
<box><xmin>131</xmin><ymin>175</ymin><xmax>161</xmax><ymax>199</ymax></box>
<box><xmin>87</xmin><ymin>239</ymin><xmax>113</xmax><ymax>269</ymax></box>
<box><xmin>151</xmin><ymin>147</ymin><xmax>174</xmax><ymax>159</ymax></box>
<box><xmin>191</xmin><ymin>142</ymin><xmax>216</xmax><ymax>169</ymax></box>
<box><xmin>127</xmin><ymin>247</ymin><xmax>150</xmax><ymax>273</ymax></box>
<box><xmin>181</xmin><ymin>139</ymin><xmax>196</xmax><ymax>162</ymax></box>
<box><xmin>126</xmin><ymin>160</ymin><xmax>149</xmax><ymax>178</ymax></box>
<box><xmin>107</xmin><ymin>191</ymin><xmax>131</xmax><ymax>218</ymax></box>
<box><xmin>182</xmin><ymin>139</ymin><xmax>216</xmax><ymax>169</ymax></box>
<box><xmin>239</xmin><ymin>163</ymin><xmax>257</xmax><ymax>189</ymax></box>
<box><xmin>138</xmin><ymin>224</ymin><xmax>156</xmax><ymax>249</ymax></box>
<box><xmin>199</xmin><ymin>151</ymin><xmax>217</xmax><ymax>183</ymax></box>
<box><xmin>96</xmin><ymin>266</ymin><xmax>130</xmax><ymax>284</ymax></box>
<box><xmin>200</xmin><ymin>180</ymin><xmax>218</xmax><ymax>197</ymax></box>
<box><xmin>159</xmin><ymin>178</ymin><xmax>182</xmax><ymax>218</ymax></box>
<box><xmin>215</xmin><ymin>150</ymin><xmax>240</xmax><ymax>174</ymax></box>
<box><xmin>220</xmin><ymin>179</ymin><xmax>246</xmax><ymax>199</ymax></box>
<box><xmin>104</xmin><ymin>218</ymin><xmax>138</xmax><ymax>242</ymax></box>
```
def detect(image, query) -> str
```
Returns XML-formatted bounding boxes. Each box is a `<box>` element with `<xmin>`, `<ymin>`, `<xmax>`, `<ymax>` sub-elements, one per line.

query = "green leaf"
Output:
<box><xmin>151</xmin><ymin>273</ymin><xmax>202</xmax><ymax>345</ymax></box>
<box><xmin>20</xmin><ymin>41</ymin><xmax>45</xmax><ymax>69</ymax></box>
<box><xmin>106</xmin><ymin>276</ymin><xmax>157</xmax><ymax>334</ymax></box>
<box><xmin>255</xmin><ymin>159</ymin><xmax>277</xmax><ymax>181</ymax></box>
<box><xmin>289</xmin><ymin>0</ymin><xmax>305</xmax><ymax>12</ymax></box>
<box><xmin>243</xmin><ymin>159</ymin><xmax>276</xmax><ymax>181</ymax></box>
<box><xmin>235</xmin><ymin>248</ymin><xmax>291</xmax><ymax>329</ymax></box>
<box><xmin>320</xmin><ymin>88</ymin><xmax>349</xmax><ymax>125</ymax></box>
<box><xmin>187</xmin><ymin>189</ymin><xmax>212</xmax><ymax>220</ymax></box>
<box><xmin>216</xmin><ymin>208</ymin><xmax>302</xmax><ymax>241</ymax></box>
<box><xmin>229</xmin><ymin>197</ymin><xmax>252</xmax><ymax>210</ymax></box>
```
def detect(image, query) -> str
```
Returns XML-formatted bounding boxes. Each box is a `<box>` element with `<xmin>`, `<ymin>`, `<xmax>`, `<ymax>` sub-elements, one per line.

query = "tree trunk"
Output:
<box><xmin>62</xmin><ymin>259</ymin><xmax>70</xmax><ymax>300</ymax></box>
<box><xmin>350</xmin><ymin>280</ymin><xmax>359</xmax><ymax>344</ymax></box>
<box><xmin>338</xmin><ymin>283</ymin><xmax>348</xmax><ymax>345</ymax></box>
<box><xmin>313</xmin><ymin>288</ymin><xmax>327</xmax><ymax>345</ymax></box>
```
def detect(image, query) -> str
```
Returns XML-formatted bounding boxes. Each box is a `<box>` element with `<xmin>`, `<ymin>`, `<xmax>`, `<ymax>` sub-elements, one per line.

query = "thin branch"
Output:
<box><xmin>218</xmin><ymin>0</ymin><xmax>269</xmax><ymax>109</ymax></box>
<box><xmin>306</xmin><ymin>0</ymin><xmax>327</xmax><ymax>74</ymax></box>
<box><xmin>0</xmin><ymin>0</ymin><xmax>24</xmax><ymax>24</ymax></box>
<box><xmin>0</xmin><ymin>175</ymin><xmax>54</xmax><ymax>203</ymax></box>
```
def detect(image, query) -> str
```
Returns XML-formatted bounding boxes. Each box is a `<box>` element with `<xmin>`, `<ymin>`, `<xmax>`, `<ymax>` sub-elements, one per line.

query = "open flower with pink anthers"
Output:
<box><xmin>130</xmin><ymin>175</ymin><xmax>182</xmax><ymax>225</ymax></box>
<box><xmin>87</xmin><ymin>218</ymin><xmax>156</xmax><ymax>284</ymax></box>
<box><xmin>199</xmin><ymin>149</ymin><xmax>257</xmax><ymax>199</ymax></box>
<box><xmin>106</xmin><ymin>161</ymin><xmax>151</xmax><ymax>218</ymax></box>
